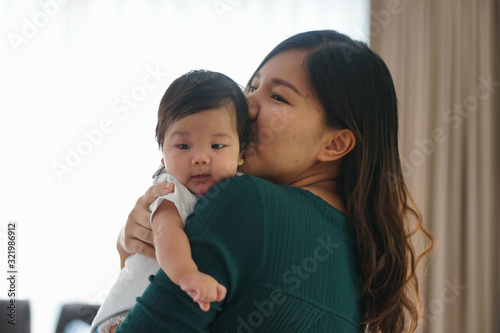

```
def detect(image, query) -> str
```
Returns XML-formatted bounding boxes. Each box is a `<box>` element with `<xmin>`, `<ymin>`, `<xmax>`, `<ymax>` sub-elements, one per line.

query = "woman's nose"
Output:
<box><xmin>246</xmin><ymin>94</ymin><xmax>258</xmax><ymax>121</ymax></box>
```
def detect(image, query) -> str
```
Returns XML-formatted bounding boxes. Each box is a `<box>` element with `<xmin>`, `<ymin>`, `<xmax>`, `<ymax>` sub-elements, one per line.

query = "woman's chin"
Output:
<box><xmin>239</xmin><ymin>160</ymin><xmax>254</xmax><ymax>175</ymax></box>
<box><xmin>241</xmin><ymin>147</ymin><xmax>258</xmax><ymax>172</ymax></box>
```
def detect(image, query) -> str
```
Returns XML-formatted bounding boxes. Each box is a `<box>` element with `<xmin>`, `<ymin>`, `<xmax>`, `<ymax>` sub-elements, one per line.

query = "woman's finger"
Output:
<box><xmin>128</xmin><ymin>238</ymin><xmax>156</xmax><ymax>259</ymax></box>
<box><xmin>123</xmin><ymin>213</ymin><xmax>154</xmax><ymax>245</ymax></box>
<box><xmin>118</xmin><ymin>182</ymin><xmax>174</xmax><ymax>265</ymax></box>
<box><xmin>127</xmin><ymin>206</ymin><xmax>152</xmax><ymax>229</ymax></box>
<box><xmin>133</xmin><ymin>222</ymin><xmax>155</xmax><ymax>245</ymax></box>
<box><xmin>142</xmin><ymin>182</ymin><xmax>175</xmax><ymax>207</ymax></box>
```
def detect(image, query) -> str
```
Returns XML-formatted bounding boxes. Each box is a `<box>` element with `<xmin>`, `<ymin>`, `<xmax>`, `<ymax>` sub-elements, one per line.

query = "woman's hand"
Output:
<box><xmin>117</xmin><ymin>182</ymin><xmax>174</xmax><ymax>268</ymax></box>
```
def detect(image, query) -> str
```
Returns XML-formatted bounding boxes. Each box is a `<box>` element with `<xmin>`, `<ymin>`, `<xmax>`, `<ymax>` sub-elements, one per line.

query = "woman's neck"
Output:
<box><xmin>302</xmin><ymin>181</ymin><xmax>346</xmax><ymax>214</ymax></box>
<box><xmin>289</xmin><ymin>162</ymin><xmax>347</xmax><ymax>214</ymax></box>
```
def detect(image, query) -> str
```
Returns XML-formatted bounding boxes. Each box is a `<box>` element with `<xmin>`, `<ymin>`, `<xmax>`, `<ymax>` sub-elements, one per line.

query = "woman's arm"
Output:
<box><xmin>115</xmin><ymin>175</ymin><xmax>266</xmax><ymax>332</ymax></box>
<box><xmin>117</xmin><ymin>182</ymin><xmax>174</xmax><ymax>268</ymax></box>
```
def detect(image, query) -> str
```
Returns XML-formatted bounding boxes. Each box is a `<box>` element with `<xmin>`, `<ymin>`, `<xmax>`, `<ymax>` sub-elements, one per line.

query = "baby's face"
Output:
<box><xmin>161</xmin><ymin>104</ymin><xmax>243</xmax><ymax>195</ymax></box>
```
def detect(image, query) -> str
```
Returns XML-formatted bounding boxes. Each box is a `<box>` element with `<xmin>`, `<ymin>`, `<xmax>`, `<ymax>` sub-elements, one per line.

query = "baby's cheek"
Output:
<box><xmin>224</xmin><ymin>160</ymin><xmax>240</xmax><ymax>175</ymax></box>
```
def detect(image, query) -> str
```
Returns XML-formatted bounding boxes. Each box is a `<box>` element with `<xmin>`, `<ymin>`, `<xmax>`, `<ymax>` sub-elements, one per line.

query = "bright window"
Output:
<box><xmin>0</xmin><ymin>1</ymin><xmax>369</xmax><ymax>331</ymax></box>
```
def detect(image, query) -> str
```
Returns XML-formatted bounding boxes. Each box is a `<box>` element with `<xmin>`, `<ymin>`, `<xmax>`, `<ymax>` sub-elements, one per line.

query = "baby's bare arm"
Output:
<box><xmin>152</xmin><ymin>200</ymin><xmax>197</xmax><ymax>284</ymax></box>
<box><xmin>151</xmin><ymin>200</ymin><xmax>227</xmax><ymax>310</ymax></box>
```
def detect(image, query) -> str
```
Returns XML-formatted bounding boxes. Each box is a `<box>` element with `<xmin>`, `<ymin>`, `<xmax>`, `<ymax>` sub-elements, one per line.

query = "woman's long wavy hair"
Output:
<box><xmin>248</xmin><ymin>30</ymin><xmax>435</xmax><ymax>332</ymax></box>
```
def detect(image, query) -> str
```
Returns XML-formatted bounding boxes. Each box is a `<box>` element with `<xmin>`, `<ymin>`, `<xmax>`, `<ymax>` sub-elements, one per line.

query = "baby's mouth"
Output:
<box><xmin>191</xmin><ymin>174</ymin><xmax>210</xmax><ymax>180</ymax></box>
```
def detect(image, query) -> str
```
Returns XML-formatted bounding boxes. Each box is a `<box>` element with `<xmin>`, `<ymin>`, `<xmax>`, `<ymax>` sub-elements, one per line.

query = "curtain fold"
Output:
<box><xmin>370</xmin><ymin>1</ymin><xmax>500</xmax><ymax>332</ymax></box>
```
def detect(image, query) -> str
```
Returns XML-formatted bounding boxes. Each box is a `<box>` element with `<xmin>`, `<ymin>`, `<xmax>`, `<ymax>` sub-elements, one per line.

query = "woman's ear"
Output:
<box><xmin>317</xmin><ymin>129</ymin><xmax>356</xmax><ymax>162</ymax></box>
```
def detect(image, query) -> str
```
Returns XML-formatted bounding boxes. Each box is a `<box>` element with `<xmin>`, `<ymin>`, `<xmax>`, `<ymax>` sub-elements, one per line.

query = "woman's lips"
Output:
<box><xmin>245</xmin><ymin>137</ymin><xmax>257</xmax><ymax>149</ymax></box>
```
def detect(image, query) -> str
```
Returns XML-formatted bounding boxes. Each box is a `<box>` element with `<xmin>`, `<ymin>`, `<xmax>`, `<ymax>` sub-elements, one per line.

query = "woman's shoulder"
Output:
<box><xmin>203</xmin><ymin>175</ymin><xmax>349</xmax><ymax>220</ymax></box>
<box><xmin>228</xmin><ymin>175</ymin><xmax>349</xmax><ymax>218</ymax></box>
<box><xmin>191</xmin><ymin>174</ymin><xmax>268</xmax><ymax>218</ymax></box>
<box><xmin>223</xmin><ymin>174</ymin><xmax>275</xmax><ymax>190</ymax></box>
<box><xmin>201</xmin><ymin>174</ymin><xmax>274</xmax><ymax>201</ymax></box>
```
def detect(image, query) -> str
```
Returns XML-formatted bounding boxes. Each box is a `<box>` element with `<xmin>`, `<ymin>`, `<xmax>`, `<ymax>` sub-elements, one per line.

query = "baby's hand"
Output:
<box><xmin>178</xmin><ymin>271</ymin><xmax>227</xmax><ymax>311</ymax></box>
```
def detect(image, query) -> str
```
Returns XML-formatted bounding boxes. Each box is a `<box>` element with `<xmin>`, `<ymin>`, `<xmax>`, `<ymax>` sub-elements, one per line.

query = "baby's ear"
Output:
<box><xmin>317</xmin><ymin>129</ymin><xmax>356</xmax><ymax>162</ymax></box>
<box><xmin>161</xmin><ymin>158</ymin><xmax>165</xmax><ymax>166</ymax></box>
<box><xmin>238</xmin><ymin>152</ymin><xmax>244</xmax><ymax>166</ymax></box>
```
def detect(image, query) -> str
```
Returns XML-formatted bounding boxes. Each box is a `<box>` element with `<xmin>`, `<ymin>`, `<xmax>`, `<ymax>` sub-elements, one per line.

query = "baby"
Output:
<box><xmin>91</xmin><ymin>69</ymin><xmax>249</xmax><ymax>333</ymax></box>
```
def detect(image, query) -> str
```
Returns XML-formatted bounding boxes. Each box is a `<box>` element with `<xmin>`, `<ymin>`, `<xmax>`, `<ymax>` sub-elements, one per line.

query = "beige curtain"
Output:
<box><xmin>369</xmin><ymin>0</ymin><xmax>500</xmax><ymax>332</ymax></box>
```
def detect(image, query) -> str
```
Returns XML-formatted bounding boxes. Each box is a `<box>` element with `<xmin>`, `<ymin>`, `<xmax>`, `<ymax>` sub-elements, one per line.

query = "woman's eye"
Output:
<box><xmin>178</xmin><ymin>144</ymin><xmax>190</xmax><ymax>149</ymax></box>
<box><xmin>271</xmin><ymin>94</ymin><xmax>287</xmax><ymax>103</ymax></box>
<box><xmin>246</xmin><ymin>85</ymin><xmax>257</xmax><ymax>94</ymax></box>
<box><xmin>211</xmin><ymin>144</ymin><xmax>224</xmax><ymax>149</ymax></box>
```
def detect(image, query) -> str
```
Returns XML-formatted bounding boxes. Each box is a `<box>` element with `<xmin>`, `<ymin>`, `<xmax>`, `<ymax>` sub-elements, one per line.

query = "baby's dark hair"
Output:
<box><xmin>155</xmin><ymin>70</ymin><xmax>249</xmax><ymax>151</ymax></box>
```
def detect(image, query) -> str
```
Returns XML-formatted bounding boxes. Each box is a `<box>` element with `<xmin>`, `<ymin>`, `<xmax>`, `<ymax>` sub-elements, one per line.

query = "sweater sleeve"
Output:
<box><xmin>115</xmin><ymin>175</ymin><xmax>266</xmax><ymax>333</ymax></box>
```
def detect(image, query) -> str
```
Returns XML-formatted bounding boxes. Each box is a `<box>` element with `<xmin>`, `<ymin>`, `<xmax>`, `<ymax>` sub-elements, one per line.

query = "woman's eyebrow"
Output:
<box><xmin>253</xmin><ymin>72</ymin><xmax>302</xmax><ymax>96</ymax></box>
<box><xmin>270</xmin><ymin>78</ymin><xmax>302</xmax><ymax>96</ymax></box>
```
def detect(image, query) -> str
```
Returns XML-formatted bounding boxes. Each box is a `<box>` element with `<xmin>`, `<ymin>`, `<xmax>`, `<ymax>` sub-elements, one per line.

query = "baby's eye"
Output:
<box><xmin>178</xmin><ymin>144</ymin><xmax>191</xmax><ymax>149</ymax></box>
<box><xmin>211</xmin><ymin>144</ymin><xmax>224</xmax><ymax>149</ymax></box>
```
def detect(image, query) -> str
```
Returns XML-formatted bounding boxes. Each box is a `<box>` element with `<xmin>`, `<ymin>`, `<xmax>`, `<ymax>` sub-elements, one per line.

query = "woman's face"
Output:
<box><xmin>241</xmin><ymin>50</ymin><xmax>329</xmax><ymax>185</ymax></box>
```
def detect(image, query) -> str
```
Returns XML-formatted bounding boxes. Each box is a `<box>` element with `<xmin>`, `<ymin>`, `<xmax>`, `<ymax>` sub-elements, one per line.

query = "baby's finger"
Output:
<box><xmin>198</xmin><ymin>302</ymin><xmax>210</xmax><ymax>312</ymax></box>
<box><xmin>216</xmin><ymin>284</ymin><xmax>227</xmax><ymax>302</ymax></box>
<box><xmin>186</xmin><ymin>289</ymin><xmax>199</xmax><ymax>302</ymax></box>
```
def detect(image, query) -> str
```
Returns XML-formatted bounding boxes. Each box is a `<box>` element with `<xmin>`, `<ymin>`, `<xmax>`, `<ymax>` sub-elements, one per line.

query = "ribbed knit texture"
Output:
<box><xmin>116</xmin><ymin>175</ymin><xmax>363</xmax><ymax>332</ymax></box>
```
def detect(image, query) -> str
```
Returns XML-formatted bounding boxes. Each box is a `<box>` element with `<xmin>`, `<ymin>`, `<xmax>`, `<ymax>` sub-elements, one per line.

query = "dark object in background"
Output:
<box><xmin>0</xmin><ymin>299</ymin><xmax>31</xmax><ymax>333</ymax></box>
<box><xmin>55</xmin><ymin>303</ymin><xmax>100</xmax><ymax>333</ymax></box>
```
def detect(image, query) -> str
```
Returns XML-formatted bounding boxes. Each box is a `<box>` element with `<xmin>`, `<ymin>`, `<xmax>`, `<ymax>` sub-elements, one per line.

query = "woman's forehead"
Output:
<box><xmin>256</xmin><ymin>50</ymin><xmax>314</xmax><ymax>99</ymax></box>
<box><xmin>258</xmin><ymin>50</ymin><xmax>307</xmax><ymax>78</ymax></box>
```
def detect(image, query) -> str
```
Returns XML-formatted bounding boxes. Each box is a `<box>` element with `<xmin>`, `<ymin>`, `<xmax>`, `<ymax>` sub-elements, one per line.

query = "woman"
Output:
<box><xmin>115</xmin><ymin>30</ymin><xmax>434</xmax><ymax>332</ymax></box>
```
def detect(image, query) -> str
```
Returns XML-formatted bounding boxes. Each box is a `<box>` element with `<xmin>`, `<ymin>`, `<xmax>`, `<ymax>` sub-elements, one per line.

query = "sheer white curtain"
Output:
<box><xmin>0</xmin><ymin>1</ymin><xmax>369</xmax><ymax>332</ymax></box>
<box><xmin>370</xmin><ymin>1</ymin><xmax>500</xmax><ymax>332</ymax></box>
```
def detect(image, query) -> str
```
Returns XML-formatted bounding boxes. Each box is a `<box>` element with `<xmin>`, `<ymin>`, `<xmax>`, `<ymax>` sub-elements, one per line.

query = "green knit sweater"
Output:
<box><xmin>116</xmin><ymin>175</ymin><xmax>363</xmax><ymax>332</ymax></box>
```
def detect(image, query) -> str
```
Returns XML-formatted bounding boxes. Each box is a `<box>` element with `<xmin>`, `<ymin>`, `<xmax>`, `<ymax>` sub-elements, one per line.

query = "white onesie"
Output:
<box><xmin>90</xmin><ymin>173</ymin><xmax>198</xmax><ymax>333</ymax></box>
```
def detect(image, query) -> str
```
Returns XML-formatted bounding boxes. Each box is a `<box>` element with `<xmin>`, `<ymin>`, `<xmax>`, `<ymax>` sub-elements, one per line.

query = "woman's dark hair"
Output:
<box><xmin>248</xmin><ymin>30</ymin><xmax>435</xmax><ymax>332</ymax></box>
<box><xmin>156</xmin><ymin>70</ymin><xmax>249</xmax><ymax>150</ymax></box>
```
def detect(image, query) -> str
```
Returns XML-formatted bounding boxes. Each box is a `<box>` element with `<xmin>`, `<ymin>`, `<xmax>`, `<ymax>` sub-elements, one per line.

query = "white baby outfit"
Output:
<box><xmin>90</xmin><ymin>173</ymin><xmax>198</xmax><ymax>333</ymax></box>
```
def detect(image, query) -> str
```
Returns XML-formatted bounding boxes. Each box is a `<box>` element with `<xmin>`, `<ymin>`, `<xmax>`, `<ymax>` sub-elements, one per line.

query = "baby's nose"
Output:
<box><xmin>192</xmin><ymin>152</ymin><xmax>210</xmax><ymax>165</ymax></box>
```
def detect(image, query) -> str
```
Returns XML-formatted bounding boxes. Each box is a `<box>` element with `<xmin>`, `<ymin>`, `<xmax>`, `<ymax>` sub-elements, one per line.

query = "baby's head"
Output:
<box><xmin>156</xmin><ymin>70</ymin><xmax>249</xmax><ymax>195</ymax></box>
